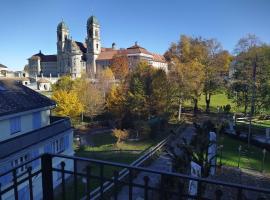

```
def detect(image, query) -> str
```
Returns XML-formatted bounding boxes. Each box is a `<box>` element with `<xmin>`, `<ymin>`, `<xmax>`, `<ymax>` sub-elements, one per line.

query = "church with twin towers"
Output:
<box><xmin>28</xmin><ymin>15</ymin><xmax>168</xmax><ymax>79</ymax></box>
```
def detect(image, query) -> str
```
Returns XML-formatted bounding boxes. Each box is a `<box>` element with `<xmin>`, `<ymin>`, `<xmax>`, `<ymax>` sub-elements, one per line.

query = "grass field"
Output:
<box><xmin>57</xmin><ymin>130</ymin><xmax>171</xmax><ymax>200</ymax></box>
<box><xmin>218</xmin><ymin>134</ymin><xmax>270</xmax><ymax>173</ymax></box>
<box><xmin>183</xmin><ymin>93</ymin><xmax>237</xmax><ymax>113</ymax></box>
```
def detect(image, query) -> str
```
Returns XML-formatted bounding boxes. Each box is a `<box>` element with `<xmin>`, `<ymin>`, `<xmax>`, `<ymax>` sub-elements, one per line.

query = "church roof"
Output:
<box><xmin>0</xmin><ymin>80</ymin><xmax>55</xmax><ymax>117</ymax></box>
<box><xmin>30</xmin><ymin>52</ymin><xmax>57</xmax><ymax>62</ymax></box>
<box><xmin>75</xmin><ymin>41</ymin><xmax>87</xmax><ymax>53</ymax></box>
<box><xmin>57</xmin><ymin>21</ymin><xmax>69</xmax><ymax>31</ymax></box>
<box><xmin>87</xmin><ymin>16</ymin><xmax>99</xmax><ymax>25</ymax></box>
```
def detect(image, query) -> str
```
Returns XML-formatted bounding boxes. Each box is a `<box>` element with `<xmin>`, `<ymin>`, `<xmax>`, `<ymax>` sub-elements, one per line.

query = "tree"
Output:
<box><xmin>112</xmin><ymin>129</ymin><xmax>129</xmax><ymax>144</ymax></box>
<box><xmin>51</xmin><ymin>90</ymin><xmax>83</xmax><ymax>122</ymax></box>
<box><xmin>230</xmin><ymin>35</ymin><xmax>270</xmax><ymax>114</ymax></box>
<box><xmin>74</xmin><ymin>77</ymin><xmax>104</xmax><ymax>121</ymax></box>
<box><xmin>52</xmin><ymin>76</ymin><xmax>74</xmax><ymax>91</ymax></box>
<box><xmin>110</xmin><ymin>55</ymin><xmax>129</xmax><ymax>81</ymax></box>
<box><xmin>99</xmin><ymin>68</ymin><xmax>115</xmax><ymax>97</ymax></box>
<box><xmin>106</xmin><ymin>85</ymin><xmax>126</xmax><ymax>118</ymax></box>
<box><xmin>166</xmin><ymin>35</ymin><xmax>205</xmax><ymax>115</ymax></box>
<box><xmin>203</xmin><ymin>39</ymin><xmax>231</xmax><ymax>112</ymax></box>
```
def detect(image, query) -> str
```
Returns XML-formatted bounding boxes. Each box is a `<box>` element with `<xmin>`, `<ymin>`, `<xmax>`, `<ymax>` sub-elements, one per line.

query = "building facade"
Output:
<box><xmin>28</xmin><ymin>16</ymin><xmax>168</xmax><ymax>79</ymax></box>
<box><xmin>0</xmin><ymin>80</ymin><xmax>73</xmax><ymax>200</ymax></box>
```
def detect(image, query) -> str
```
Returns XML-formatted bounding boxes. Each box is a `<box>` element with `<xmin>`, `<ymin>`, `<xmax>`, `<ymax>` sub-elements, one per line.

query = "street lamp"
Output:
<box><xmin>219</xmin><ymin>145</ymin><xmax>223</xmax><ymax>166</ymax></box>
<box><xmin>238</xmin><ymin>145</ymin><xmax>242</xmax><ymax>168</ymax></box>
<box><xmin>261</xmin><ymin>148</ymin><xmax>267</xmax><ymax>172</ymax></box>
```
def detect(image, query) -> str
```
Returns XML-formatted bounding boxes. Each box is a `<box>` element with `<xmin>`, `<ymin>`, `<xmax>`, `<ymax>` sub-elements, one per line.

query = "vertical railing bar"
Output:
<box><xmin>41</xmin><ymin>154</ymin><xmax>54</xmax><ymax>200</ymax></box>
<box><xmin>128</xmin><ymin>169</ymin><xmax>133</xmax><ymax>200</ymax></box>
<box><xmin>13</xmin><ymin>169</ymin><xmax>18</xmax><ymax>200</ymax></box>
<box><xmin>0</xmin><ymin>183</ymin><xmax>2</xmax><ymax>200</ymax></box>
<box><xmin>159</xmin><ymin>174</ymin><xmax>164</xmax><ymax>200</ymax></box>
<box><xmin>143</xmin><ymin>176</ymin><xmax>149</xmax><ymax>200</ymax></box>
<box><xmin>86</xmin><ymin>166</ymin><xmax>91</xmax><ymax>200</ymax></box>
<box><xmin>237</xmin><ymin>188</ymin><xmax>242</xmax><ymax>200</ymax></box>
<box><xmin>28</xmin><ymin>167</ymin><xmax>34</xmax><ymax>200</ymax></box>
<box><xmin>113</xmin><ymin>171</ymin><xmax>119</xmax><ymax>200</ymax></box>
<box><xmin>61</xmin><ymin>161</ymin><xmax>66</xmax><ymax>200</ymax></box>
<box><xmin>197</xmin><ymin>180</ymin><xmax>202</xmax><ymax>200</ymax></box>
<box><xmin>99</xmin><ymin>164</ymin><xmax>104</xmax><ymax>199</ymax></box>
<box><xmin>73</xmin><ymin>159</ymin><xmax>78</xmax><ymax>200</ymax></box>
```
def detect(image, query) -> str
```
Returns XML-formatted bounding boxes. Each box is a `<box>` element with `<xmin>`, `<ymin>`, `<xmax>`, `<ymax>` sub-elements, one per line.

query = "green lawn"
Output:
<box><xmin>218</xmin><ymin>134</ymin><xmax>270</xmax><ymax>173</ymax></box>
<box><xmin>183</xmin><ymin>93</ymin><xmax>237</xmax><ymax>113</ymax></box>
<box><xmin>57</xmin><ymin>130</ymin><xmax>171</xmax><ymax>200</ymax></box>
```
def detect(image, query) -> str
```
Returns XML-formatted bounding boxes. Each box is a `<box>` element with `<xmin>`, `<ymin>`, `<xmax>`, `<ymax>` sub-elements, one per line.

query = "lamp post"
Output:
<box><xmin>238</xmin><ymin>145</ymin><xmax>242</xmax><ymax>168</ymax></box>
<box><xmin>219</xmin><ymin>145</ymin><xmax>223</xmax><ymax>167</ymax></box>
<box><xmin>261</xmin><ymin>148</ymin><xmax>266</xmax><ymax>172</ymax></box>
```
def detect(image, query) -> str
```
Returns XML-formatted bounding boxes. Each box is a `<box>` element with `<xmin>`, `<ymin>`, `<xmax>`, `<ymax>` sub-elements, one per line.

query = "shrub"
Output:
<box><xmin>112</xmin><ymin>129</ymin><xmax>129</xmax><ymax>144</ymax></box>
<box><xmin>223</xmin><ymin>104</ymin><xmax>231</xmax><ymax>113</ymax></box>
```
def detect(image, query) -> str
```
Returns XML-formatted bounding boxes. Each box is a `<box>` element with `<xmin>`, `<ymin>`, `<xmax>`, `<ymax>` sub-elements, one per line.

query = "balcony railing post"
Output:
<box><xmin>27</xmin><ymin>167</ymin><xmax>34</xmax><ymax>200</ymax></box>
<box><xmin>99</xmin><ymin>164</ymin><xmax>104</xmax><ymax>199</ymax></box>
<box><xmin>13</xmin><ymin>169</ymin><xmax>18</xmax><ymax>200</ymax></box>
<box><xmin>128</xmin><ymin>169</ymin><xmax>133</xmax><ymax>200</ymax></box>
<box><xmin>159</xmin><ymin>174</ymin><xmax>164</xmax><ymax>200</ymax></box>
<box><xmin>73</xmin><ymin>159</ymin><xmax>78</xmax><ymax>200</ymax></box>
<box><xmin>143</xmin><ymin>176</ymin><xmax>149</xmax><ymax>200</ymax></box>
<box><xmin>113</xmin><ymin>171</ymin><xmax>119</xmax><ymax>200</ymax></box>
<box><xmin>237</xmin><ymin>188</ymin><xmax>242</xmax><ymax>200</ymax></box>
<box><xmin>61</xmin><ymin>161</ymin><xmax>66</xmax><ymax>200</ymax></box>
<box><xmin>215</xmin><ymin>189</ymin><xmax>223</xmax><ymax>200</ymax></box>
<box><xmin>41</xmin><ymin>154</ymin><xmax>54</xmax><ymax>200</ymax></box>
<box><xmin>0</xmin><ymin>183</ymin><xmax>2</xmax><ymax>200</ymax></box>
<box><xmin>86</xmin><ymin>166</ymin><xmax>91</xmax><ymax>200</ymax></box>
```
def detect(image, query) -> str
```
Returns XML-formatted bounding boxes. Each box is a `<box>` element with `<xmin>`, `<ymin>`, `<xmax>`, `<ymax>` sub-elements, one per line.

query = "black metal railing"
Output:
<box><xmin>1</xmin><ymin>153</ymin><xmax>270</xmax><ymax>200</ymax></box>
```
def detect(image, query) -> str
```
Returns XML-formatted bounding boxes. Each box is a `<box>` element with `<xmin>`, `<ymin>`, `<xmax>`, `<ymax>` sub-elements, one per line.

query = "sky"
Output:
<box><xmin>0</xmin><ymin>0</ymin><xmax>270</xmax><ymax>71</ymax></box>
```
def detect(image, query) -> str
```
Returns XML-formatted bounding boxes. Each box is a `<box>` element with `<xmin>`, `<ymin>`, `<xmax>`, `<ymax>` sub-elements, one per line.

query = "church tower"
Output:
<box><xmin>86</xmin><ymin>16</ymin><xmax>101</xmax><ymax>77</ymax></box>
<box><xmin>57</xmin><ymin>21</ymin><xmax>69</xmax><ymax>54</ymax></box>
<box><xmin>57</xmin><ymin>21</ymin><xmax>70</xmax><ymax>75</ymax></box>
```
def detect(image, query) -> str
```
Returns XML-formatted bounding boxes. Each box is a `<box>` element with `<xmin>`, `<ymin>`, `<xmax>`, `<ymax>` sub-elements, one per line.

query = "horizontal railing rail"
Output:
<box><xmin>1</xmin><ymin>153</ymin><xmax>270</xmax><ymax>200</ymax></box>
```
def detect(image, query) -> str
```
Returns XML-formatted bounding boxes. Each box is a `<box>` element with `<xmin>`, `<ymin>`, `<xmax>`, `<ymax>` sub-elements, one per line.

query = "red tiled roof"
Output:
<box><xmin>152</xmin><ymin>53</ymin><xmax>166</xmax><ymax>63</ymax></box>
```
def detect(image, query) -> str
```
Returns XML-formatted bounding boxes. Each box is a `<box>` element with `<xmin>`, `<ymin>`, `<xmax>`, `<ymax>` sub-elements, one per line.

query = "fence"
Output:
<box><xmin>1</xmin><ymin>153</ymin><xmax>270</xmax><ymax>200</ymax></box>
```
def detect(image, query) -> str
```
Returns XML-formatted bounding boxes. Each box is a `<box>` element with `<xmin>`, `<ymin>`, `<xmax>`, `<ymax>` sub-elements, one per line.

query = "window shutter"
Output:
<box><xmin>31</xmin><ymin>149</ymin><xmax>40</xmax><ymax>169</ymax></box>
<box><xmin>64</xmin><ymin>135</ymin><xmax>70</xmax><ymax>150</ymax></box>
<box><xmin>32</xmin><ymin>112</ymin><xmax>41</xmax><ymax>129</ymax></box>
<box><xmin>10</xmin><ymin>117</ymin><xmax>21</xmax><ymax>134</ymax></box>
<box><xmin>0</xmin><ymin>164</ymin><xmax>12</xmax><ymax>186</ymax></box>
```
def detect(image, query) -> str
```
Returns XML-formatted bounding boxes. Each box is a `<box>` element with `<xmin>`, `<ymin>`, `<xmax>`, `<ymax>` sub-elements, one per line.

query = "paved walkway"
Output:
<box><xmin>115</xmin><ymin>125</ymin><xmax>196</xmax><ymax>200</ymax></box>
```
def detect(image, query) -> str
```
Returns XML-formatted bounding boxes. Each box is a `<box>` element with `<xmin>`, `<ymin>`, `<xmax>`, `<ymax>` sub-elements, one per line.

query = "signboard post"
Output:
<box><xmin>188</xmin><ymin>161</ymin><xmax>201</xmax><ymax>198</ymax></box>
<box><xmin>208</xmin><ymin>132</ymin><xmax>217</xmax><ymax>175</ymax></box>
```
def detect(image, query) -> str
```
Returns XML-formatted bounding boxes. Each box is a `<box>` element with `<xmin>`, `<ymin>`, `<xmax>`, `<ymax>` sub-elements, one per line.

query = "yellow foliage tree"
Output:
<box><xmin>51</xmin><ymin>90</ymin><xmax>83</xmax><ymax>121</ymax></box>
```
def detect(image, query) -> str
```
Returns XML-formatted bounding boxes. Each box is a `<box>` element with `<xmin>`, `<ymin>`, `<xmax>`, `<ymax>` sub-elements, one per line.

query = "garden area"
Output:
<box><xmin>218</xmin><ymin>134</ymin><xmax>270</xmax><ymax>173</ymax></box>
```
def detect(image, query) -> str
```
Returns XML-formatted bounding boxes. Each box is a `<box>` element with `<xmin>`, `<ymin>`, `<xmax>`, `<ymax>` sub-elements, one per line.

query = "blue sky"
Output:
<box><xmin>0</xmin><ymin>0</ymin><xmax>270</xmax><ymax>71</ymax></box>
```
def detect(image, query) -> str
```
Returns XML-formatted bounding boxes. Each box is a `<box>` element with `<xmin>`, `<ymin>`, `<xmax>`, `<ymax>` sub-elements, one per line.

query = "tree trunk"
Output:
<box><xmin>244</xmin><ymin>93</ymin><xmax>248</xmax><ymax>115</ymax></box>
<box><xmin>178</xmin><ymin>103</ymin><xmax>182</xmax><ymax>121</ymax></box>
<box><xmin>205</xmin><ymin>93</ymin><xmax>211</xmax><ymax>113</ymax></box>
<box><xmin>193</xmin><ymin>98</ymin><xmax>198</xmax><ymax>114</ymax></box>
